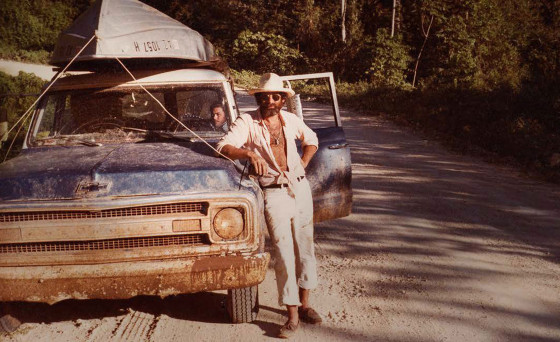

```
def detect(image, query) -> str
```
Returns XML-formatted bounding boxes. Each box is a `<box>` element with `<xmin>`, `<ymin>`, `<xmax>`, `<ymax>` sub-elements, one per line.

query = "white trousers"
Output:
<box><xmin>263</xmin><ymin>178</ymin><xmax>318</xmax><ymax>306</ymax></box>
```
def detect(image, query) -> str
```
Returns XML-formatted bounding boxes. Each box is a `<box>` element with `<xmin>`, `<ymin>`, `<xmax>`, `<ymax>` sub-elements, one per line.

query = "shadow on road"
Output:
<box><xmin>312</xmin><ymin>109</ymin><xmax>560</xmax><ymax>341</ymax></box>
<box><xmin>7</xmin><ymin>292</ymin><xmax>229</xmax><ymax>326</ymax></box>
<box><xmin>340</xmin><ymin>112</ymin><xmax>560</xmax><ymax>261</ymax></box>
<box><xmin>236</xmin><ymin>93</ymin><xmax>560</xmax><ymax>340</ymax></box>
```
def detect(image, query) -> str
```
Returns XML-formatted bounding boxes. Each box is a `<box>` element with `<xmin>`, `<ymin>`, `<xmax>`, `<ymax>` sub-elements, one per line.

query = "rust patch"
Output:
<box><xmin>172</xmin><ymin>219</ymin><xmax>201</xmax><ymax>232</ymax></box>
<box><xmin>0</xmin><ymin>228</ymin><xmax>21</xmax><ymax>241</ymax></box>
<box><xmin>0</xmin><ymin>253</ymin><xmax>270</xmax><ymax>304</ymax></box>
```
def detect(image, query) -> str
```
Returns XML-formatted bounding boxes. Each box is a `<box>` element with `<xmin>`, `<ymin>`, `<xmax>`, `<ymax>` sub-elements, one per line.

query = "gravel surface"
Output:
<box><xmin>2</xmin><ymin>89</ymin><xmax>560</xmax><ymax>342</ymax></box>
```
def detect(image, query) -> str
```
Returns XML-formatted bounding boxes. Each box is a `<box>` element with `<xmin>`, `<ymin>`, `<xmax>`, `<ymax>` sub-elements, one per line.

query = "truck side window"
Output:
<box><xmin>37</xmin><ymin>93</ymin><xmax>71</xmax><ymax>138</ymax></box>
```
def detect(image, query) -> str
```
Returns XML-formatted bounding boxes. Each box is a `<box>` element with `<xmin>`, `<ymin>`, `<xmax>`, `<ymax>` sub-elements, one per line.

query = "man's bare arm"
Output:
<box><xmin>301</xmin><ymin>145</ymin><xmax>318</xmax><ymax>169</ymax></box>
<box><xmin>221</xmin><ymin>144</ymin><xmax>269</xmax><ymax>176</ymax></box>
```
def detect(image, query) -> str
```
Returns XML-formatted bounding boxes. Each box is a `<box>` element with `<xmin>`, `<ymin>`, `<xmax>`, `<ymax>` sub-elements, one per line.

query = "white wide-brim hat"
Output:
<box><xmin>248</xmin><ymin>73</ymin><xmax>295</xmax><ymax>98</ymax></box>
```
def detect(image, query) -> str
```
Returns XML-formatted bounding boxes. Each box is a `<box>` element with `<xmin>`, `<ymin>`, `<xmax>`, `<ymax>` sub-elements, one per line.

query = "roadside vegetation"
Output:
<box><xmin>0</xmin><ymin>72</ymin><xmax>45</xmax><ymax>161</ymax></box>
<box><xmin>1</xmin><ymin>0</ymin><xmax>559</xmax><ymax>180</ymax></box>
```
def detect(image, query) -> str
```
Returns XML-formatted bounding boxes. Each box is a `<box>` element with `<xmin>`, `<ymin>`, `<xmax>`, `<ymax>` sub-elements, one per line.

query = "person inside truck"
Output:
<box><xmin>210</xmin><ymin>103</ymin><xmax>229</xmax><ymax>132</ymax></box>
<box><xmin>217</xmin><ymin>73</ymin><xmax>322</xmax><ymax>338</ymax></box>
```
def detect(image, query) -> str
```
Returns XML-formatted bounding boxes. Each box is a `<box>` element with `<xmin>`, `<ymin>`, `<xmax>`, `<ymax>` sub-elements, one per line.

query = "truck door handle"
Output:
<box><xmin>328</xmin><ymin>143</ymin><xmax>348</xmax><ymax>150</ymax></box>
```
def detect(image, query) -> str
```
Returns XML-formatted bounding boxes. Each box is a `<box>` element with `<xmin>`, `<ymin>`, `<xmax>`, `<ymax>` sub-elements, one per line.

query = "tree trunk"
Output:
<box><xmin>341</xmin><ymin>0</ymin><xmax>347</xmax><ymax>42</ymax></box>
<box><xmin>391</xmin><ymin>0</ymin><xmax>402</xmax><ymax>37</ymax></box>
<box><xmin>412</xmin><ymin>15</ymin><xmax>434</xmax><ymax>88</ymax></box>
<box><xmin>391</xmin><ymin>0</ymin><xmax>396</xmax><ymax>37</ymax></box>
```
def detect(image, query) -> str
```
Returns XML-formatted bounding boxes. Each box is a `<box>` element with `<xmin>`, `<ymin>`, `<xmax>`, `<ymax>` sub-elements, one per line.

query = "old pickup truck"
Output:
<box><xmin>0</xmin><ymin>0</ymin><xmax>352</xmax><ymax>333</ymax></box>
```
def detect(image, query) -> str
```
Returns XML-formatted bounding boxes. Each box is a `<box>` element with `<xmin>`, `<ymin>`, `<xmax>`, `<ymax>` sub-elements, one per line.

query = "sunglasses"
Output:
<box><xmin>256</xmin><ymin>93</ymin><xmax>283</xmax><ymax>102</ymax></box>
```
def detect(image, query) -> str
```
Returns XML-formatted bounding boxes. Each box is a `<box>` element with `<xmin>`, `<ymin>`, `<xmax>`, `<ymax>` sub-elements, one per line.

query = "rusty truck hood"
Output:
<box><xmin>0</xmin><ymin>143</ymin><xmax>242</xmax><ymax>201</ymax></box>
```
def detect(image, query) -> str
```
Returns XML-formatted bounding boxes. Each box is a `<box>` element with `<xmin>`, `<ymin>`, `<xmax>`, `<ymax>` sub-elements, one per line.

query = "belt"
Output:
<box><xmin>261</xmin><ymin>176</ymin><xmax>305</xmax><ymax>189</ymax></box>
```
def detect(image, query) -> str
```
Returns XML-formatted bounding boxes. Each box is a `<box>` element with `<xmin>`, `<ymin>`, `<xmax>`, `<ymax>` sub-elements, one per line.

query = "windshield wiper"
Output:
<box><xmin>142</xmin><ymin>130</ymin><xmax>224</xmax><ymax>143</ymax></box>
<box><xmin>70</xmin><ymin>139</ymin><xmax>103</xmax><ymax>147</ymax></box>
<box><xmin>34</xmin><ymin>135</ymin><xmax>103</xmax><ymax>147</ymax></box>
<box><xmin>142</xmin><ymin>130</ymin><xmax>197</xmax><ymax>142</ymax></box>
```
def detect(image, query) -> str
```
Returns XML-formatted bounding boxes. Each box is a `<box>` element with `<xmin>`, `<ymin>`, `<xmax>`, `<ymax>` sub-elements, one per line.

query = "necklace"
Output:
<box><xmin>265</xmin><ymin>123</ymin><xmax>283</xmax><ymax>146</ymax></box>
<box><xmin>269</xmin><ymin>129</ymin><xmax>283</xmax><ymax>146</ymax></box>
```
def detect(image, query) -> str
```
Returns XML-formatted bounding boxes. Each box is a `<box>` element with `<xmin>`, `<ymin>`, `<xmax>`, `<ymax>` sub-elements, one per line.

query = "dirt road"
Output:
<box><xmin>2</xmin><ymin>93</ymin><xmax>560</xmax><ymax>341</ymax></box>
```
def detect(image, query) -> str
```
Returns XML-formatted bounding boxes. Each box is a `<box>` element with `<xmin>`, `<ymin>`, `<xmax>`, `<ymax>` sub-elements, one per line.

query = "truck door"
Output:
<box><xmin>282</xmin><ymin>73</ymin><xmax>352</xmax><ymax>223</ymax></box>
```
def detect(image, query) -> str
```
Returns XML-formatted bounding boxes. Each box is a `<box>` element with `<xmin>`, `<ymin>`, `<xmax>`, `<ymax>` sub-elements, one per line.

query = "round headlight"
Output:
<box><xmin>213</xmin><ymin>208</ymin><xmax>244</xmax><ymax>240</ymax></box>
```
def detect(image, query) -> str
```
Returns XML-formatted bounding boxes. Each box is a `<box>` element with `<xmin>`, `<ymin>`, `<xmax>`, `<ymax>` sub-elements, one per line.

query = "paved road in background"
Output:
<box><xmin>0</xmin><ymin>60</ymin><xmax>56</xmax><ymax>80</ymax></box>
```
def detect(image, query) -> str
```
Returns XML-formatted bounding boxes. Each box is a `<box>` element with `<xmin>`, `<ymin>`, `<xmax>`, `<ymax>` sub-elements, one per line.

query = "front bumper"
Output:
<box><xmin>0</xmin><ymin>252</ymin><xmax>270</xmax><ymax>304</ymax></box>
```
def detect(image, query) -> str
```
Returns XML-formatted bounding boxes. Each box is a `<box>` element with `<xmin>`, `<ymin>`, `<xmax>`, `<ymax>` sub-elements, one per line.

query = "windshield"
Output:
<box><xmin>31</xmin><ymin>83</ymin><xmax>231</xmax><ymax>146</ymax></box>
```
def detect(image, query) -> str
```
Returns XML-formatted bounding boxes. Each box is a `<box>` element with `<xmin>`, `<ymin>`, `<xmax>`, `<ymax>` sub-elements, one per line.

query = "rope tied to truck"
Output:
<box><xmin>2</xmin><ymin>35</ymin><xmax>97</xmax><ymax>162</ymax></box>
<box><xmin>113</xmin><ymin>57</ymin><xmax>235</xmax><ymax>164</ymax></box>
<box><xmin>3</xmin><ymin>33</ymin><xmax>236</xmax><ymax>166</ymax></box>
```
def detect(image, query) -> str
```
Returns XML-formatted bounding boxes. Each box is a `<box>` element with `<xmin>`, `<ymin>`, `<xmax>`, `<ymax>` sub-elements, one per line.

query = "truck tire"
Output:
<box><xmin>0</xmin><ymin>303</ymin><xmax>21</xmax><ymax>333</ymax></box>
<box><xmin>227</xmin><ymin>286</ymin><xmax>259</xmax><ymax>323</ymax></box>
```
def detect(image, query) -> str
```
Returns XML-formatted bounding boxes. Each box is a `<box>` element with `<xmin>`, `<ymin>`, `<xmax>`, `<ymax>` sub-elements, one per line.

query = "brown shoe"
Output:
<box><xmin>298</xmin><ymin>307</ymin><xmax>322</xmax><ymax>324</ymax></box>
<box><xmin>278</xmin><ymin>321</ymin><xmax>299</xmax><ymax>339</ymax></box>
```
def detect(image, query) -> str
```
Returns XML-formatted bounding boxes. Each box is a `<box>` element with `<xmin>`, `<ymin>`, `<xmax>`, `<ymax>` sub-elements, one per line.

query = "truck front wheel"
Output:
<box><xmin>0</xmin><ymin>303</ymin><xmax>21</xmax><ymax>333</ymax></box>
<box><xmin>226</xmin><ymin>286</ymin><xmax>259</xmax><ymax>323</ymax></box>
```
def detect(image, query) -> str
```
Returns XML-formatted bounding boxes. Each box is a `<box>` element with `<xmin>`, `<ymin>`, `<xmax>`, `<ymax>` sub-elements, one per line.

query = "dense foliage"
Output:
<box><xmin>1</xmin><ymin>0</ymin><xmax>559</xmax><ymax>178</ymax></box>
<box><xmin>0</xmin><ymin>71</ymin><xmax>45</xmax><ymax>160</ymax></box>
<box><xmin>0</xmin><ymin>0</ymin><xmax>91</xmax><ymax>62</ymax></box>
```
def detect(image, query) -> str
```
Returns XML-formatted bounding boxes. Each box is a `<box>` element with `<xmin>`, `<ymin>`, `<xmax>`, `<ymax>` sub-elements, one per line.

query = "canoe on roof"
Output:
<box><xmin>50</xmin><ymin>0</ymin><xmax>222</xmax><ymax>71</ymax></box>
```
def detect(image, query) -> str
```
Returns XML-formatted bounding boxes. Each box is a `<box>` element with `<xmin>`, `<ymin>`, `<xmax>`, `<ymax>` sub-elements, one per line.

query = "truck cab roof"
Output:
<box><xmin>50</xmin><ymin>68</ymin><xmax>229</xmax><ymax>91</ymax></box>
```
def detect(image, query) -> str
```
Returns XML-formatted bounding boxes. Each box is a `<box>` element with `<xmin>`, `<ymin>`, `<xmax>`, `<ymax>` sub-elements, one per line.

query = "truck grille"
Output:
<box><xmin>0</xmin><ymin>202</ymin><xmax>207</xmax><ymax>223</ymax></box>
<box><xmin>0</xmin><ymin>234</ymin><xmax>209</xmax><ymax>254</ymax></box>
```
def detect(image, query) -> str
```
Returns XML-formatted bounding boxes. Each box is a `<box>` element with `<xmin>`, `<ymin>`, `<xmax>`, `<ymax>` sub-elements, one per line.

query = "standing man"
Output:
<box><xmin>217</xmin><ymin>73</ymin><xmax>322</xmax><ymax>338</ymax></box>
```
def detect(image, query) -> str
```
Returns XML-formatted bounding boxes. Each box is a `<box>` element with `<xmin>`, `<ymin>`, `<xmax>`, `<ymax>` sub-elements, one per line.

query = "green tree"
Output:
<box><xmin>367</xmin><ymin>28</ymin><xmax>411</xmax><ymax>87</ymax></box>
<box><xmin>0</xmin><ymin>71</ymin><xmax>45</xmax><ymax>159</ymax></box>
<box><xmin>231</xmin><ymin>30</ymin><xmax>304</xmax><ymax>75</ymax></box>
<box><xmin>0</xmin><ymin>71</ymin><xmax>45</xmax><ymax>128</ymax></box>
<box><xmin>403</xmin><ymin>0</ymin><xmax>538</xmax><ymax>90</ymax></box>
<box><xmin>0</xmin><ymin>0</ymin><xmax>90</xmax><ymax>50</ymax></box>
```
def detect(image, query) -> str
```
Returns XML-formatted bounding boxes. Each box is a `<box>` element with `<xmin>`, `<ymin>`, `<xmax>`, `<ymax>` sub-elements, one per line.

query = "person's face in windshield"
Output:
<box><xmin>212</xmin><ymin>106</ymin><xmax>227</xmax><ymax>127</ymax></box>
